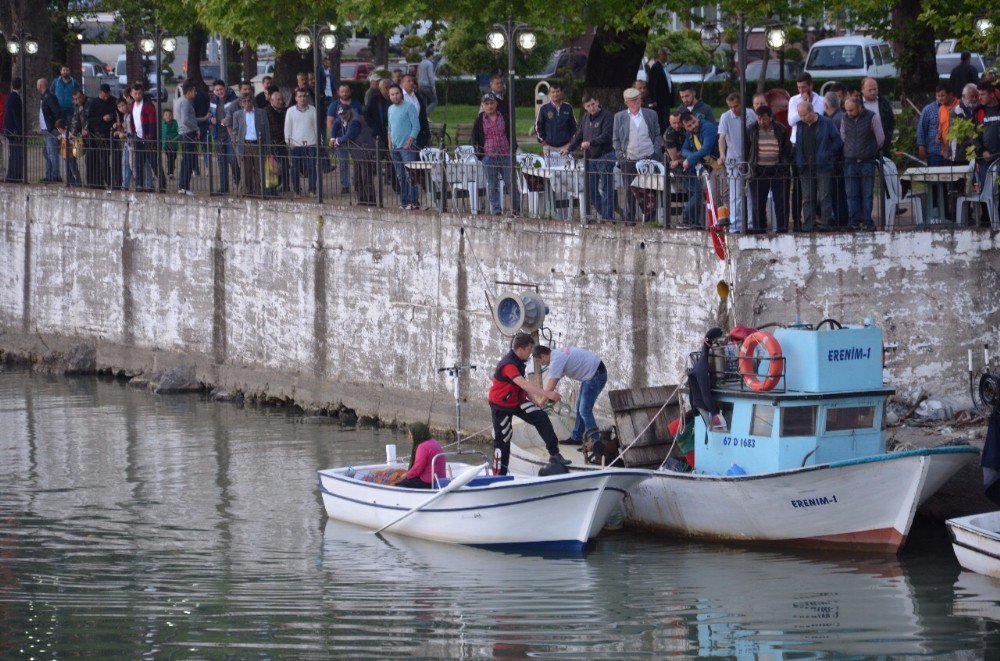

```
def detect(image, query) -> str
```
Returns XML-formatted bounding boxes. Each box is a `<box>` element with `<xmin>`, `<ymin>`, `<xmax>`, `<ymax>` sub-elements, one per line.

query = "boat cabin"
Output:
<box><xmin>693</xmin><ymin>324</ymin><xmax>894</xmax><ymax>475</ymax></box>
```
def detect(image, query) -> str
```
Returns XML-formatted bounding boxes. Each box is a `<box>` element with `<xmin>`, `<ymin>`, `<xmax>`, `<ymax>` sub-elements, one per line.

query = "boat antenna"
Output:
<box><xmin>438</xmin><ymin>363</ymin><xmax>477</xmax><ymax>452</ymax></box>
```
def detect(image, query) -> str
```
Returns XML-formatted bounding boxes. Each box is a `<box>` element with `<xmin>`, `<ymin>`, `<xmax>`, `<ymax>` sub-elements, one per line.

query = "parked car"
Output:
<box><xmin>340</xmin><ymin>61</ymin><xmax>375</xmax><ymax>81</ymax></box>
<box><xmin>743</xmin><ymin>59</ymin><xmax>802</xmax><ymax>82</ymax></box>
<box><xmin>804</xmin><ymin>36</ymin><xmax>897</xmax><ymax>79</ymax></box>
<box><xmin>937</xmin><ymin>52</ymin><xmax>986</xmax><ymax>79</ymax></box>
<box><xmin>667</xmin><ymin>63</ymin><xmax>728</xmax><ymax>84</ymax></box>
<box><xmin>81</xmin><ymin>54</ymin><xmax>112</xmax><ymax>75</ymax></box>
<box><xmin>529</xmin><ymin>47</ymin><xmax>588</xmax><ymax>79</ymax></box>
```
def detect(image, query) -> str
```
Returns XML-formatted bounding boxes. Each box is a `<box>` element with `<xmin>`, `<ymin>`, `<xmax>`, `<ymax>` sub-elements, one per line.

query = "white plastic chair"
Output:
<box><xmin>549</xmin><ymin>157</ymin><xmax>586</xmax><ymax>221</ymax></box>
<box><xmin>956</xmin><ymin>160</ymin><xmax>1000</xmax><ymax>228</ymax></box>
<box><xmin>448</xmin><ymin>153</ymin><xmax>485</xmax><ymax>215</ymax></box>
<box><xmin>635</xmin><ymin>159</ymin><xmax>667</xmax><ymax>223</ymax></box>
<box><xmin>881</xmin><ymin>157</ymin><xmax>925</xmax><ymax>230</ymax></box>
<box><xmin>517</xmin><ymin>153</ymin><xmax>545</xmax><ymax>217</ymax></box>
<box><xmin>454</xmin><ymin>145</ymin><xmax>475</xmax><ymax>160</ymax></box>
<box><xmin>419</xmin><ymin>148</ymin><xmax>447</xmax><ymax>208</ymax></box>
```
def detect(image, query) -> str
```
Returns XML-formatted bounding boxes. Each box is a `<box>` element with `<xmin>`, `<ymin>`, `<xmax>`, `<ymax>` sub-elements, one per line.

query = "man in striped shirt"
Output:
<box><xmin>747</xmin><ymin>106</ymin><xmax>792</xmax><ymax>233</ymax></box>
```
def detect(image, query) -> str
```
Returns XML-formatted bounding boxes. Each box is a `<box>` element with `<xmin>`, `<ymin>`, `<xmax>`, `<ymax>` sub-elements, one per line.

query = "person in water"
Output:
<box><xmin>395</xmin><ymin>422</ymin><xmax>446</xmax><ymax>489</ymax></box>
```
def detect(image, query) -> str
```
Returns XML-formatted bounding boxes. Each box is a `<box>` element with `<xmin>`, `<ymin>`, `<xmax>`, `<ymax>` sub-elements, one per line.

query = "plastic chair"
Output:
<box><xmin>881</xmin><ymin>157</ymin><xmax>925</xmax><ymax>230</ymax></box>
<box><xmin>635</xmin><ymin>159</ymin><xmax>667</xmax><ymax>223</ymax></box>
<box><xmin>448</xmin><ymin>153</ymin><xmax>485</xmax><ymax>215</ymax></box>
<box><xmin>454</xmin><ymin>145</ymin><xmax>475</xmax><ymax>160</ymax></box>
<box><xmin>419</xmin><ymin>148</ymin><xmax>447</xmax><ymax>208</ymax></box>
<box><xmin>517</xmin><ymin>153</ymin><xmax>545</xmax><ymax>217</ymax></box>
<box><xmin>547</xmin><ymin>154</ymin><xmax>585</xmax><ymax>220</ymax></box>
<box><xmin>956</xmin><ymin>160</ymin><xmax>1000</xmax><ymax>228</ymax></box>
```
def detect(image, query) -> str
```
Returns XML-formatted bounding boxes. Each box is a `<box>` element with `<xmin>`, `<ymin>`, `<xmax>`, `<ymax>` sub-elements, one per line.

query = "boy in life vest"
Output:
<box><xmin>488</xmin><ymin>333</ymin><xmax>567</xmax><ymax>475</ymax></box>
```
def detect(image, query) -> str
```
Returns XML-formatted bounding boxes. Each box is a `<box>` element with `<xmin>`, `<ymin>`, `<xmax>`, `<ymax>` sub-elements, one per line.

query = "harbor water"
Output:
<box><xmin>1</xmin><ymin>370</ymin><xmax>998</xmax><ymax>658</ymax></box>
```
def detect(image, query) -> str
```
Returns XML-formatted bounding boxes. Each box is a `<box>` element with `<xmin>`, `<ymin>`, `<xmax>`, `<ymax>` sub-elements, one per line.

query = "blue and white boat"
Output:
<box><xmin>510</xmin><ymin>321</ymin><xmax>978</xmax><ymax>553</ymax></box>
<box><xmin>317</xmin><ymin>457</ymin><xmax>651</xmax><ymax>550</ymax></box>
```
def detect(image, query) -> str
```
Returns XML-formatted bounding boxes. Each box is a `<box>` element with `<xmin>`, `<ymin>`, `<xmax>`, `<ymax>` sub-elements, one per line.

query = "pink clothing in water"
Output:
<box><xmin>404</xmin><ymin>439</ymin><xmax>446</xmax><ymax>484</ymax></box>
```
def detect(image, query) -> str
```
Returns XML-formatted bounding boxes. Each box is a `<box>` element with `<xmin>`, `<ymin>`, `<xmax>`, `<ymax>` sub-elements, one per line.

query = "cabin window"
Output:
<box><xmin>751</xmin><ymin>404</ymin><xmax>774</xmax><ymax>436</ymax></box>
<box><xmin>825</xmin><ymin>405</ymin><xmax>876</xmax><ymax>432</ymax></box>
<box><xmin>781</xmin><ymin>406</ymin><xmax>817</xmax><ymax>436</ymax></box>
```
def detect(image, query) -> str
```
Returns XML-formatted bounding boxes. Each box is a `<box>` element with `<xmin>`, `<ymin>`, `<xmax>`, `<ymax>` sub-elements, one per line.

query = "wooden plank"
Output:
<box><xmin>609</xmin><ymin>385</ymin><xmax>682</xmax><ymax>467</ymax></box>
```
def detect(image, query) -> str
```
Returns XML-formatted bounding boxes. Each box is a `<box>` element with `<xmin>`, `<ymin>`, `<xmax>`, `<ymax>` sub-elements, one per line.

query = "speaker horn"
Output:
<box><xmin>491</xmin><ymin>291</ymin><xmax>548</xmax><ymax>336</ymax></box>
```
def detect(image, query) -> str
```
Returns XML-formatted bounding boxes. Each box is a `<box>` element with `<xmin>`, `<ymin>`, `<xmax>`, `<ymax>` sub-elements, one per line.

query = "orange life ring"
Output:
<box><xmin>738</xmin><ymin>331</ymin><xmax>784</xmax><ymax>391</ymax></box>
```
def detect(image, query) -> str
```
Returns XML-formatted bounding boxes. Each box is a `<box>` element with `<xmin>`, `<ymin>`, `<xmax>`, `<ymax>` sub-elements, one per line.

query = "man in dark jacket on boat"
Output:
<box><xmin>489</xmin><ymin>333</ymin><xmax>567</xmax><ymax>475</ymax></box>
<box><xmin>687</xmin><ymin>328</ymin><xmax>728</xmax><ymax>432</ymax></box>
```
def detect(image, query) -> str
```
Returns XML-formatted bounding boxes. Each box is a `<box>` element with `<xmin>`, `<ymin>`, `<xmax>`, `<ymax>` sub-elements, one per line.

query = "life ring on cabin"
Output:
<box><xmin>738</xmin><ymin>331</ymin><xmax>784</xmax><ymax>392</ymax></box>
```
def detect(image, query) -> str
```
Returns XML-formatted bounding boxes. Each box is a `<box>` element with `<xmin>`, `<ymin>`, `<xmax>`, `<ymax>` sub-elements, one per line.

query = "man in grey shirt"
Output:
<box><xmin>417</xmin><ymin>49</ymin><xmax>437</xmax><ymax>114</ymax></box>
<box><xmin>533</xmin><ymin>345</ymin><xmax>607</xmax><ymax>446</ymax></box>
<box><xmin>174</xmin><ymin>80</ymin><xmax>199</xmax><ymax>195</ymax></box>
<box><xmin>717</xmin><ymin>93</ymin><xmax>757</xmax><ymax>233</ymax></box>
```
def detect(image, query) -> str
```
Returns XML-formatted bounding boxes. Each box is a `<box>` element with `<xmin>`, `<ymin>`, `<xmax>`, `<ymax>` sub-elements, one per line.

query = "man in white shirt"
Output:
<box><xmin>533</xmin><ymin>345</ymin><xmax>607</xmax><ymax>447</ymax></box>
<box><xmin>787</xmin><ymin>72</ymin><xmax>825</xmax><ymax>230</ymax></box>
<box><xmin>284</xmin><ymin>89</ymin><xmax>318</xmax><ymax>196</ymax></box>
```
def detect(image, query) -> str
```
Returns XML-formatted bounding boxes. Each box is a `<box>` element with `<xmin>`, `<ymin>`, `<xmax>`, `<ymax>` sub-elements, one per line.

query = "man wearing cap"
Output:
<box><xmin>85</xmin><ymin>83</ymin><xmax>117</xmax><ymax>188</ymax></box>
<box><xmin>332</xmin><ymin>103</ymin><xmax>378</xmax><ymax>205</ymax></box>
<box><xmin>532</xmin><ymin>345</ymin><xmax>607</xmax><ymax>447</ymax></box>
<box><xmin>613</xmin><ymin>86</ymin><xmax>662</xmax><ymax>224</ymax></box>
<box><xmin>417</xmin><ymin>48</ymin><xmax>438</xmax><ymax>114</ymax></box>
<box><xmin>364</xmin><ymin>71</ymin><xmax>383</xmax><ymax>106</ymax></box>
<box><xmin>473</xmin><ymin>92</ymin><xmax>520</xmax><ymax>215</ymax></box>
<box><xmin>327</xmin><ymin>84</ymin><xmax>363</xmax><ymax>194</ymax></box>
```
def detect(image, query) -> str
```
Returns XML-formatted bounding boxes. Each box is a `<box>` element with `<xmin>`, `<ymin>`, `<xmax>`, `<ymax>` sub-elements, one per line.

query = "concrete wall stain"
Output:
<box><xmin>313</xmin><ymin>216</ymin><xmax>328</xmax><ymax>379</ymax></box>
<box><xmin>21</xmin><ymin>194</ymin><xmax>31</xmax><ymax>335</ymax></box>
<box><xmin>121</xmin><ymin>203</ymin><xmax>135</xmax><ymax>347</ymax></box>
<box><xmin>212</xmin><ymin>209</ymin><xmax>227</xmax><ymax>365</ymax></box>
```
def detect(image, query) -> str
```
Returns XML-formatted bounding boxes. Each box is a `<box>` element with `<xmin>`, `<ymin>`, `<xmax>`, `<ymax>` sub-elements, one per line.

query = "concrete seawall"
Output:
<box><xmin>1</xmin><ymin>186</ymin><xmax>998</xmax><ymax>430</ymax></box>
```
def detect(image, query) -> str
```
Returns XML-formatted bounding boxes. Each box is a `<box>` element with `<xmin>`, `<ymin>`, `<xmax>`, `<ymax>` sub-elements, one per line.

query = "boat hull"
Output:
<box><xmin>947</xmin><ymin>511</ymin><xmax>1000</xmax><ymax>578</ymax></box>
<box><xmin>317</xmin><ymin>464</ymin><xmax>650</xmax><ymax>550</ymax></box>
<box><xmin>510</xmin><ymin>437</ymin><xmax>976</xmax><ymax>553</ymax></box>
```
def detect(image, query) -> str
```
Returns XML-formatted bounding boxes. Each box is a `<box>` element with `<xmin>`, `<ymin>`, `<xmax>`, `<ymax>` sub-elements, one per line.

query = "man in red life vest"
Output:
<box><xmin>488</xmin><ymin>333</ymin><xmax>568</xmax><ymax>475</ymax></box>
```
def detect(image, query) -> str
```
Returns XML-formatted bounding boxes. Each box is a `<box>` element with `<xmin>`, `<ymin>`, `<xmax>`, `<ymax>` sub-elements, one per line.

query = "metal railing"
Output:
<box><xmin>2</xmin><ymin>134</ymin><xmax>997</xmax><ymax>231</ymax></box>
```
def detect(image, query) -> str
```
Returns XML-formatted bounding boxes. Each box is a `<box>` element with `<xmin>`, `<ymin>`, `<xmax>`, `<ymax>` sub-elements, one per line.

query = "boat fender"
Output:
<box><xmin>738</xmin><ymin>331</ymin><xmax>784</xmax><ymax>392</ymax></box>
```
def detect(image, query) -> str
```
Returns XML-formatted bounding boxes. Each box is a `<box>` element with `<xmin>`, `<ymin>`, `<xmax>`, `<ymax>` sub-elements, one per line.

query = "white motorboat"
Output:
<box><xmin>317</xmin><ymin>458</ymin><xmax>651</xmax><ymax>551</ymax></box>
<box><xmin>947</xmin><ymin>511</ymin><xmax>1000</xmax><ymax>578</ymax></box>
<box><xmin>510</xmin><ymin>321</ymin><xmax>978</xmax><ymax>553</ymax></box>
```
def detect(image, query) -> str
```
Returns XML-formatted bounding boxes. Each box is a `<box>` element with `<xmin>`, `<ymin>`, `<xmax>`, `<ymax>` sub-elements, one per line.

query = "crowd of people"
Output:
<box><xmin>3</xmin><ymin>51</ymin><xmax>999</xmax><ymax>229</ymax></box>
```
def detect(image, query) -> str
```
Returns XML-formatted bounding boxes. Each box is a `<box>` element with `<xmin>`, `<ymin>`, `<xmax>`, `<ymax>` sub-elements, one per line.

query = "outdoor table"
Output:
<box><xmin>521</xmin><ymin>164</ymin><xmax>584</xmax><ymax>219</ymax></box>
<box><xmin>900</xmin><ymin>165</ymin><xmax>969</xmax><ymax>224</ymax></box>
<box><xmin>405</xmin><ymin>160</ymin><xmax>446</xmax><ymax>211</ymax></box>
<box><xmin>630</xmin><ymin>172</ymin><xmax>669</xmax><ymax>224</ymax></box>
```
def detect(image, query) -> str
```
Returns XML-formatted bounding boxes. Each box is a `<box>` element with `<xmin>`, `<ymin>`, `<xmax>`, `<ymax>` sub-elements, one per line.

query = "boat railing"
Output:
<box><xmin>690</xmin><ymin>344</ymin><xmax>788</xmax><ymax>394</ymax></box>
<box><xmin>431</xmin><ymin>450</ymin><xmax>492</xmax><ymax>488</ymax></box>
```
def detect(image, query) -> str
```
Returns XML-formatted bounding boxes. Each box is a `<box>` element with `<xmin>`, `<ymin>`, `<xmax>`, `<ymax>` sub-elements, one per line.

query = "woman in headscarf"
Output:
<box><xmin>394</xmin><ymin>422</ymin><xmax>446</xmax><ymax>489</ymax></box>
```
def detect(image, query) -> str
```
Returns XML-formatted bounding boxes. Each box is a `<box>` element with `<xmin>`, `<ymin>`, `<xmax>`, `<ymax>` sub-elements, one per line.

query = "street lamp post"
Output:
<box><xmin>487</xmin><ymin>16</ymin><xmax>536</xmax><ymax>214</ymax></box>
<box><xmin>139</xmin><ymin>26</ymin><xmax>176</xmax><ymax>192</ymax></box>
<box><xmin>296</xmin><ymin>23</ymin><xmax>338</xmax><ymax>204</ymax></box>
<box><xmin>5</xmin><ymin>30</ymin><xmax>39</xmax><ymax>183</ymax></box>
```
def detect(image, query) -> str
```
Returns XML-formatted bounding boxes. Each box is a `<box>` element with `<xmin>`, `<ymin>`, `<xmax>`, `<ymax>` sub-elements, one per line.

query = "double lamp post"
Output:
<box><xmin>486</xmin><ymin>17</ymin><xmax>536</xmax><ymax>214</ymax></box>
<box><xmin>139</xmin><ymin>25</ymin><xmax>176</xmax><ymax>191</ymax></box>
<box><xmin>5</xmin><ymin>30</ymin><xmax>39</xmax><ymax>182</ymax></box>
<box><xmin>296</xmin><ymin>23</ymin><xmax>338</xmax><ymax>204</ymax></box>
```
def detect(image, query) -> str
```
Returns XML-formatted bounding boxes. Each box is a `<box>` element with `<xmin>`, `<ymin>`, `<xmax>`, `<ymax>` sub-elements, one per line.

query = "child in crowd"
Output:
<box><xmin>55</xmin><ymin>119</ymin><xmax>81</xmax><ymax>186</ymax></box>
<box><xmin>160</xmin><ymin>109</ymin><xmax>179</xmax><ymax>179</ymax></box>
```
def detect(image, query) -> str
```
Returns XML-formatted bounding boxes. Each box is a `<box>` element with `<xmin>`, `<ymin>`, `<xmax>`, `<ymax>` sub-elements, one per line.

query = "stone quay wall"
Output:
<box><xmin>1</xmin><ymin>186</ymin><xmax>997</xmax><ymax>431</ymax></box>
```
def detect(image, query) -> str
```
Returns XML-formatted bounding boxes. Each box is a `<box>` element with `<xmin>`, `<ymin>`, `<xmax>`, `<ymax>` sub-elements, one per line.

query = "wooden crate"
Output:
<box><xmin>608</xmin><ymin>385</ymin><xmax>680</xmax><ymax>467</ymax></box>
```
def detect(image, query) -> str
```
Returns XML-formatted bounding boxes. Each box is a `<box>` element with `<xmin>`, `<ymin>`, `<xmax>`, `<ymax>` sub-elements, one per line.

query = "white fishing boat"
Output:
<box><xmin>510</xmin><ymin>320</ymin><xmax>978</xmax><ymax>553</ymax></box>
<box><xmin>947</xmin><ymin>511</ymin><xmax>1000</xmax><ymax>578</ymax></box>
<box><xmin>317</xmin><ymin>455</ymin><xmax>651</xmax><ymax>551</ymax></box>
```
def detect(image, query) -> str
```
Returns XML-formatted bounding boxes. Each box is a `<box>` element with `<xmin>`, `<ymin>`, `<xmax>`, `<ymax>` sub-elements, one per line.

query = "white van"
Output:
<box><xmin>115</xmin><ymin>53</ymin><xmax>168</xmax><ymax>101</ymax></box>
<box><xmin>804</xmin><ymin>36</ymin><xmax>898</xmax><ymax>79</ymax></box>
